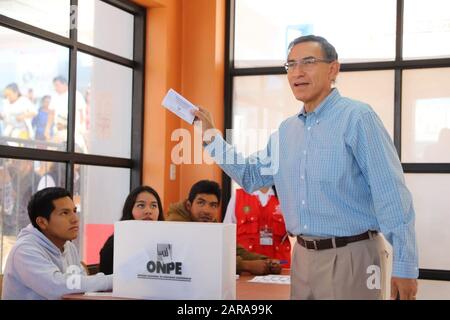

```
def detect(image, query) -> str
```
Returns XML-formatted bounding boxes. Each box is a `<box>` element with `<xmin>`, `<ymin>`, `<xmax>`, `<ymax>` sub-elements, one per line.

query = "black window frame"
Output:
<box><xmin>225</xmin><ymin>0</ymin><xmax>450</xmax><ymax>281</ymax></box>
<box><xmin>0</xmin><ymin>0</ymin><xmax>146</xmax><ymax>193</ymax></box>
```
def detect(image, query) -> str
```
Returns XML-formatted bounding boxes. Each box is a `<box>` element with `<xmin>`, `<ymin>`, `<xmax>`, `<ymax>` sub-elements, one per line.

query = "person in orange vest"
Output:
<box><xmin>224</xmin><ymin>186</ymin><xmax>291</xmax><ymax>268</ymax></box>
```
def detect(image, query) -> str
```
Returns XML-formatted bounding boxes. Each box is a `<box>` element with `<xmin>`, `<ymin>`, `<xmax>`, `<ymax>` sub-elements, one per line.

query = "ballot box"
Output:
<box><xmin>113</xmin><ymin>220</ymin><xmax>236</xmax><ymax>299</ymax></box>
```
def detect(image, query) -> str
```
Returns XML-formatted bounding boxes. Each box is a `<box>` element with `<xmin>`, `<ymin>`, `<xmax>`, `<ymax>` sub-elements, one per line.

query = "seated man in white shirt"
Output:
<box><xmin>1</xmin><ymin>187</ymin><xmax>112</xmax><ymax>300</ymax></box>
<box><xmin>1</xmin><ymin>83</ymin><xmax>36</xmax><ymax>142</ymax></box>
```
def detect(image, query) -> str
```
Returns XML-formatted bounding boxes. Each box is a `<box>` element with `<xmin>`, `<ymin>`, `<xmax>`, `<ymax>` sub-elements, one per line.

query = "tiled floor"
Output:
<box><xmin>416</xmin><ymin>280</ymin><xmax>450</xmax><ymax>300</ymax></box>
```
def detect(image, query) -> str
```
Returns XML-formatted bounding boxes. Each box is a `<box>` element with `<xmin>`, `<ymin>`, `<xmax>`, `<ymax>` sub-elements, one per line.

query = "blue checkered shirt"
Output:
<box><xmin>205</xmin><ymin>88</ymin><xmax>419</xmax><ymax>278</ymax></box>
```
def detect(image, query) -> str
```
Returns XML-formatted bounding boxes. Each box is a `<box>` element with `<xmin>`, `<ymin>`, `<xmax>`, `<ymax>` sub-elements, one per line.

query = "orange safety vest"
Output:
<box><xmin>235</xmin><ymin>189</ymin><xmax>291</xmax><ymax>268</ymax></box>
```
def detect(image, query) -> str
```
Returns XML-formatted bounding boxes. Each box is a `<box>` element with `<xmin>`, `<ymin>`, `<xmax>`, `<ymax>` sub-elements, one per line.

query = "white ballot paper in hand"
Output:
<box><xmin>162</xmin><ymin>88</ymin><xmax>199</xmax><ymax>124</ymax></box>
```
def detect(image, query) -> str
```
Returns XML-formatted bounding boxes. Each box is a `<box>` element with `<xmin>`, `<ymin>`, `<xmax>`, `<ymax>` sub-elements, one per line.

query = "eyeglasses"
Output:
<box><xmin>284</xmin><ymin>57</ymin><xmax>334</xmax><ymax>72</ymax></box>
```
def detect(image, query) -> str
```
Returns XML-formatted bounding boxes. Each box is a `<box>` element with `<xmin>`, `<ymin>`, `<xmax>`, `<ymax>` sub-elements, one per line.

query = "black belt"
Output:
<box><xmin>296</xmin><ymin>230</ymin><xmax>378</xmax><ymax>251</ymax></box>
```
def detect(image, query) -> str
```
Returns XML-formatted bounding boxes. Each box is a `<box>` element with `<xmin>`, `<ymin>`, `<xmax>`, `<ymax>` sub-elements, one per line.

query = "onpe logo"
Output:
<box><xmin>157</xmin><ymin>243</ymin><xmax>172</xmax><ymax>264</ymax></box>
<box><xmin>147</xmin><ymin>243</ymin><xmax>182</xmax><ymax>275</ymax></box>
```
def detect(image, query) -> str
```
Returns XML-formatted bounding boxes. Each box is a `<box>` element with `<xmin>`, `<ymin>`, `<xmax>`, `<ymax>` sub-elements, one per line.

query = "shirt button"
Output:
<box><xmin>301</xmin><ymin>200</ymin><xmax>305</xmax><ymax>205</ymax></box>
<box><xmin>301</xmin><ymin>175</ymin><xmax>305</xmax><ymax>180</ymax></box>
<box><xmin>303</xmin><ymin>150</ymin><xmax>307</xmax><ymax>155</ymax></box>
<box><xmin>316</xmin><ymin>120</ymin><xmax>320</xmax><ymax>124</ymax></box>
<box><xmin>304</xmin><ymin>225</ymin><xmax>308</xmax><ymax>229</ymax></box>
<box><xmin>307</xmin><ymin>127</ymin><xmax>311</xmax><ymax>131</ymax></box>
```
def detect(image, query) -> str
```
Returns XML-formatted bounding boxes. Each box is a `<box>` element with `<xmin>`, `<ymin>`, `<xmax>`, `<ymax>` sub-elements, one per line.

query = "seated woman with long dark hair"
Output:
<box><xmin>98</xmin><ymin>186</ymin><xmax>164</xmax><ymax>275</ymax></box>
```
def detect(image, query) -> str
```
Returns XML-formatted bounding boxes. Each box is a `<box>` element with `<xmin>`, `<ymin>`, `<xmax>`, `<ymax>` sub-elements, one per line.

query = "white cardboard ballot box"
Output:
<box><xmin>112</xmin><ymin>220</ymin><xmax>236</xmax><ymax>300</ymax></box>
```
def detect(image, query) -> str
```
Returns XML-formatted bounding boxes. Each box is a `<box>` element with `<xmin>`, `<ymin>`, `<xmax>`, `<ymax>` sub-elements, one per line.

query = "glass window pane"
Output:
<box><xmin>0</xmin><ymin>27</ymin><xmax>69</xmax><ymax>151</ymax></box>
<box><xmin>78</xmin><ymin>0</ymin><xmax>134</xmax><ymax>59</ymax></box>
<box><xmin>233</xmin><ymin>72</ymin><xmax>395</xmax><ymax>155</ymax></box>
<box><xmin>74</xmin><ymin>165</ymin><xmax>130</xmax><ymax>264</ymax></box>
<box><xmin>234</xmin><ymin>0</ymin><xmax>396</xmax><ymax>68</ymax></box>
<box><xmin>233</xmin><ymin>75</ymin><xmax>299</xmax><ymax>156</ymax></box>
<box><xmin>0</xmin><ymin>0</ymin><xmax>71</xmax><ymax>37</ymax></box>
<box><xmin>76</xmin><ymin>52</ymin><xmax>132</xmax><ymax>157</ymax></box>
<box><xmin>402</xmin><ymin>68</ymin><xmax>450</xmax><ymax>162</ymax></box>
<box><xmin>338</xmin><ymin>71</ymin><xmax>395</xmax><ymax>138</ymax></box>
<box><xmin>233</xmin><ymin>75</ymin><xmax>300</xmax><ymax>192</ymax></box>
<box><xmin>403</xmin><ymin>0</ymin><xmax>450</xmax><ymax>60</ymax></box>
<box><xmin>0</xmin><ymin>158</ymin><xmax>65</xmax><ymax>272</ymax></box>
<box><xmin>405</xmin><ymin>174</ymin><xmax>450</xmax><ymax>270</ymax></box>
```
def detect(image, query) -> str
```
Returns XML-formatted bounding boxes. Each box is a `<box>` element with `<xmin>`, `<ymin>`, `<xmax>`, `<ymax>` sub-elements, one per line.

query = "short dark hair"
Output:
<box><xmin>40</xmin><ymin>95</ymin><xmax>51</xmax><ymax>107</ymax></box>
<box><xmin>120</xmin><ymin>186</ymin><xmax>164</xmax><ymax>221</ymax></box>
<box><xmin>188</xmin><ymin>180</ymin><xmax>221</xmax><ymax>203</ymax></box>
<box><xmin>4</xmin><ymin>83</ymin><xmax>21</xmax><ymax>95</ymax></box>
<box><xmin>287</xmin><ymin>35</ymin><xmax>338</xmax><ymax>61</ymax></box>
<box><xmin>53</xmin><ymin>76</ymin><xmax>68</xmax><ymax>85</ymax></box>
<box><xmin>27</xmin><ymin>187</ymin><xmax>72</xmax><ymax>230</ymax></box>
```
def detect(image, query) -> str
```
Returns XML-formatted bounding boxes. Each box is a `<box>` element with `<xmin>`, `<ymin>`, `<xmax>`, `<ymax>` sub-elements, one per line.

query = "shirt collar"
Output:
<box><xmin>254</xmin><ymin>187</ymin><xmax>274</xmax><ymax>198</ymax></box>
<box><xmin>253</xmin><ymin>188</ymin><xmax>275</xmax><ymax>206</ymax></box>
<box><xmin>298</xmin><ymin>88</ymin><xmax>341</xmax><ymax>120</ymax></box>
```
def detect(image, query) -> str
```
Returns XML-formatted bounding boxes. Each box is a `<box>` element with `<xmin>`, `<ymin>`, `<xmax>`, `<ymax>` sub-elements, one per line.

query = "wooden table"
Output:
<box><xmin>63</xmin><ymin>270</ymin><xmax>290</xmax><ymax>300</ymax></box>
<box><xmin>236</xmin><ymin>271</ymin><xmax>290</xmax><ymax>300</ymax></box>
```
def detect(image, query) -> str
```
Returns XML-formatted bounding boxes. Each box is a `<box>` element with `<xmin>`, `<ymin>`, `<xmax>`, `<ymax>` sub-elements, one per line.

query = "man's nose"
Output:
<box><xmin>72</xmin><ymin>212</ymin><xmax>80</xmax><ymax>223</ymax></box>
<box><xmin>291</xmin><ymin>66</ymin><xmax>306</xmax><ymax>76</ymax></box>
<box><xmin>201</xmin><ymin>208</ymin><xmax>214</xmax><ymax>216</ymax></box>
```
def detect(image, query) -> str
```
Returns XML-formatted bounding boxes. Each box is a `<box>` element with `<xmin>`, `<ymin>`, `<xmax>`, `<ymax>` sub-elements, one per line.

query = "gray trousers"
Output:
<box><xmin>290</xmin><ymin>233</ymin><xmax>389</xmax><ymax>300</ymax></box>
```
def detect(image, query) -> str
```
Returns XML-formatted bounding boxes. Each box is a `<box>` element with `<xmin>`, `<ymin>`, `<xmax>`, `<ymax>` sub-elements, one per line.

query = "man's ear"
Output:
<box><xmin>185</xmin><ymin>200</ymin><xmax>192</xmax><ymax>212</ymax></box>
<box><xmin>329</xmin><ymin>61</ymin><xmax>340</xmax><ymax>83</ymax></box>
<box><xmin>36</xmin><ymin>216</ymin><xmax>48</xmax><ymax>231</ymax></box>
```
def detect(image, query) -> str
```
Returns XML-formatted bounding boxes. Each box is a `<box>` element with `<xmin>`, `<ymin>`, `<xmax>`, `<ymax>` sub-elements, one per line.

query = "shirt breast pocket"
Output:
<box><xmin>308</xmin><ymin>147</ymin><xmax>344</xmax><ymax>182</ymax></box>
<box><xmin>236</xmin><ymin>213</ymin><xmax>259</xmax><ymax>235</ymax></box>
<box><xmin>272</xmin><ymin>213</ymin><xmax>287</xmax><ymax>236</ymax></box>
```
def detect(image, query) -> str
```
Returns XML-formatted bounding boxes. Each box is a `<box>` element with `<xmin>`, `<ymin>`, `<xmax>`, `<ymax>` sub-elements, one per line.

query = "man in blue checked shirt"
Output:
<box><xmin>194</xmin><ymin>35</ymin><xmax>418</xmax><ymax>300</ymax></box>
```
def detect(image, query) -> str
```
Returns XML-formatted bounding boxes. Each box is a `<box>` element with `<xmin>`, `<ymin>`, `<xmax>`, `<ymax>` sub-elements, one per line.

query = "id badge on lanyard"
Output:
<box><xmin>260</xmin><ymin>225</ymin><xmax>273</xmax><ymax>246</ymax></box>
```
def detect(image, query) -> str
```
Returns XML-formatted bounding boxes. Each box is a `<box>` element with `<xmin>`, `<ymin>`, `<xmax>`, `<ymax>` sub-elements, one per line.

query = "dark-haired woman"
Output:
<box><xmin>98</xmin><ymin>186</ymin><xmax>164</xmax><ymax>275</ymax></box>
